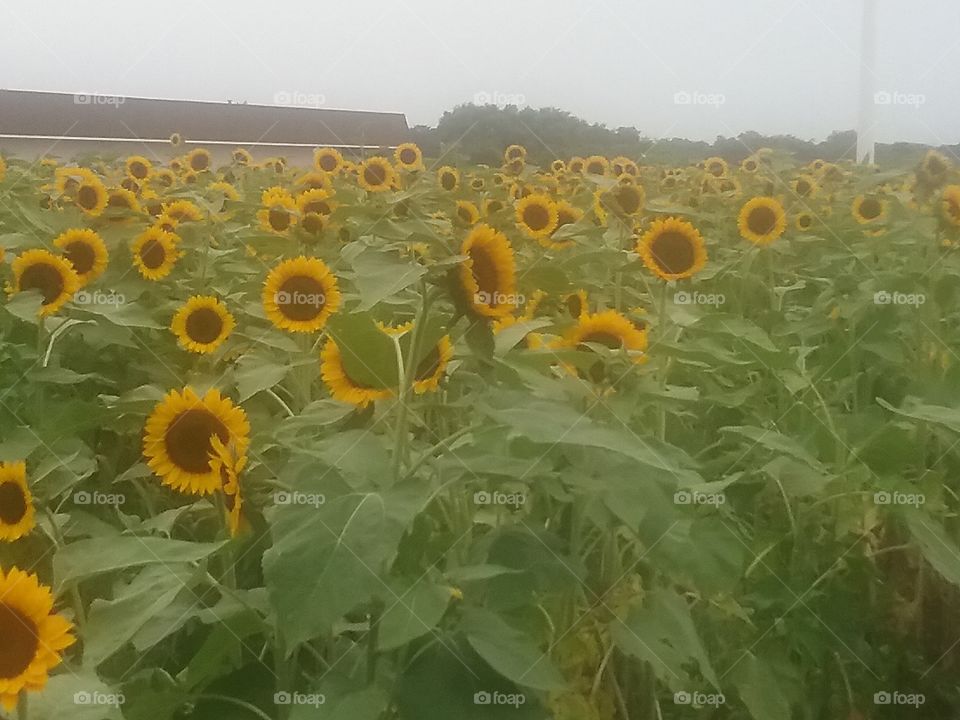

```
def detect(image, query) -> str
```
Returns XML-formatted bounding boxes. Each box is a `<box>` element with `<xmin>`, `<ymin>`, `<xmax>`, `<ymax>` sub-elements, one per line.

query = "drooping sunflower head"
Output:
<box><xmin>584</xmin><ymin>155</ymin><xmax>610</xmax><ymax>177</ymax></box>
<box><xmin>505</xmin><ymin>157</ymin><xmax>525</xmax><ymax>175</ymax></box>
<box><xmin>186</xmin><ymin>148</ymin><xmax>212</xmax><ymax>173</ymax></box>
<box><xmin>637</xmin><ymin>217</ymin><xmax>707</xmax><ymax>281</ymax></box>
<box><xmin>515</xmin><ymin>193</ymin><xmax>558</xmax><ymax>239</ymax></box>
<box><xmin>209</xmin><ymin>436</ymin><xmax>247</xmax><ymax>537</ymax></box>
<box><xmin>143</xmin><ymin>387</ymin><xmax>250</xmax><ymax>495</ymax></box>
<box><xmin>919</xmin><ymin>150</ymin><xmax>950</xmax><ymax>186</ymax></box>
<box><xmin>564</xmin><ymin>289</ymin><xmax>589</xmax><ymax>319</ymax></box>
<box><xmin>458</xmin><ymin>223</ymin><xmax>518</xmax><ymax>318</ymax></box>
<box><xmin>263</xmin><ymin>256</ymin><xmax>341</xmax><ymax>333</ymax></box>
<box><xmin>9</xmin><ymin>249</ymin><xmax>80</xmax><ymax>317</ymax></box>
<box><xmin>438</xmin><ymin>166</ymin><xmax>460</xmax><ymax>192</ymax></box>
<box><xmin>394</xmin><ymin>142</ymin><xmax>424</xmax><ymax>170</ymax></box>
<box><xmin>413</xmin><ymin>335</ymin><xmax>454</xmax><ymax>394</ymax></box>
<box><xmin>125</xmin><ymin>155</ymin><xmax>152</xmax><ymax>181</ymax></box>
<box><xmin>607</xmin><ymin>182</ymin><xmax>646</xmax><ymax>217</ymax></box>
<box><xmin>320</xmin><ymin>338</ymin><xmax>395</xmax><ymax>407</ymax></box>
<box><xmin>358</xmin><ymin>157</ymin><xmax>397</xmax><ymax>193</ymax></box>
<box><xmin>852</xmin><ymin>194</ymin><xmax>888</xmax><ymax>224</ymax></box>
<box><xmin>456</xmin><ymin>200</ymin><xmax>481</xmax><ymax>226</ymax></box>
<box><xmin>53</xmin><ymin>228</ymin><xmax>108</xmax><ymax>285</ymax></box>
<box><xmin>483</xmin><ymin>198</ymin><xmax>505</xmax><ymax>216</ymax></box>
<box><xmin>704</xmin><ymin>157</ymin><xmax>729</xmax><ymax>178</ymax></box>
<box><xmin>131</xmin><ymin>227</ymin><xmax>181</xmax><ymax>281</ymax></box>
<box><xmin>314</xmin><ymin>147</ymin><xmax>344</xmax><ymax>174</ymax></box>
<box><xmin>0</xmin><ymin>462</ymin><xmax>34</xmax><ymax>542</ymax></box>
<box><xmin>737</xmin><ymin>196</ymin><xmax>787</xmax><ymax>245</ymax></box>
<box><xmin>0</xmin><ymin>567</ymin><xmax>75</xmax><ymax>711</ymax></box>
<box><xmin>941</xmin><ymin>185</ymin><xmax>960</xmax><ymax>228</ymax></box>
<box><xmin>793</xmin><ymin>174</ymin><xmax>819</xmax><ymax>199</ymax></box>
<box><xmin>560</xmin><ymin>309</ymin><xmax>648</xmax><ymax>381</ymax></box>
<box><xmin>171</xmin><ymin>296</ymin><xmax>235</xmax><ymax>354</ymax></box>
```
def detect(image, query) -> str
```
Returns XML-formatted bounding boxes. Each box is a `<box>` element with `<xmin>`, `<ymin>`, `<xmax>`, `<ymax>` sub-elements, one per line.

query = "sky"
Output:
<box><xmin>1</xmin><ymin>0</ymin><xmax>958</xmax><ymax>145</ymax></box>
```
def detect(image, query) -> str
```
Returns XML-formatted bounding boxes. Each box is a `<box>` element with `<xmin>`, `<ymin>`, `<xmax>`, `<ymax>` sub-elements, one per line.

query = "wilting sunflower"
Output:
<box><xmin>0</xmin><ymin>567</ymin><xmax>75</xmax><ymax>711</ymax></box>
<box><xmin>358</xmin><ymin>157</ymin><xmax>397</xmax><ymax>192</ymax></box>
<box><xmin>131</xmin><ymin>227</ymin><xmax>181</xmax><ymax>281</ymax></box>
<box><xmin>704</xmin><ymin>157</ymin><xmax>729</xmax><ymax>178</ymax></box>
<box><xmin>185</xmin><ymin>148</ymin><xmax>212</xmax><ymax>172</ymax></box>
<box><xmin>637</xmin><ymin>217</ymin><xmax>707</xmax><ymax>281</ymax></box>
<box><xmin>795</xmin><ymin>212</ymin><xmax>814</xmax><ymax>232</ymax></box>
<box><xmin>413</xmin><ymin>335</ymin><xmax>454</xmax><ymax>394</ymax></box>
<box><xmin>438</xmin><ymin>166</ymin><xmax>460</xmax><ymax>191</ymax></box>
<box><xmin>9</xmin><ymin>250</ymin><xmax>80</xmax><ymax>317</ymax></box>
<box><xmin>320</xmin><ymin>338</ymin><xmax>395</xmax><ymax>407</ymax></box>
<box><xmin>209</xmin><ymin>436</ymin><xmax>247</xmax><ymax>538</ymax></box>
<box><xmin>738</xmin><ymin>196</ymin><xmax>787</xmax><ymax>245</ymax></box>
<box><xmin>171</xmin><ymin>296</ymin><xmax>235</xmax><ymax>354</ymax></box>
<box><xmin>515</xmin><ymin>193</ymin><xmax>558</xmax><ymax>240</ymax></box>
<box><xmin>162</xmin><ymin>199</ymin><xmax>204</xmax><ymax>222</ymax></box>
<box><xmin>314</xmin><ymin>147</ymin><xmax>344</xmax><ymax>174</ymax></box>
<box><xmin>257</xmin><ymin>191</ymin><xmax>298</xmax><ymax>234</ymax></box>
<box><xmin>232</xmin><ymin>147</ymin><xmax>253</xmax><ymax>165</ymax></box>
<box><xmin>559</xmin><ymin>310</ymin><xmax>648</xmax><ymax>378</ymax></box>
<box><xmin>459</xmin><ymin>223</ymin><xmax>517</xmax><ymax>318</ymax></box>
<box><xmin>456</xmin><ymin>200</ymin><xmax>481</xmax><ymax>225</ymax></box>
<box><xmin>504</xmin><ymin>144</ymin><xmax>527</xmax><ymax>162</ymax></box>
<box><xmin>263</xmin><ymin>256</ymin><xmax>341</xmax><ymax>333</ymax></box>
<box><xmin>53</xmin><ymin>228</ymin><xmax>108</xmax><ymax>285</ymax></box>
<box><xmin>143</xmin><ymin>387</ymin><xmax>250</xmax><ymax>495</ymax></box>
<box><xmin>0</xmin><ymin>462</ymin><xmax>34</xmax><ymax>541</ymax></box>
<box><xmin>584</xmin><ymin>155</ymin><xmax>610</xmax><ymax>176</ymax></box>
<box><xmin>394</xmin><ymin>142</ymin><xmax>424</xmax><ymax>170</ymax></box>
<box><xmin>941</xmin><ymin>185</ymin><xmax>960</xmax><ymax>227</ymax></box>
<box><xmin>793</xmin><ymin>174</ymin><xmax>819</xmax><ymax>198</ymax></box>
<box><xmin>125</xmin><ymin>155</ymin><xmax>152</xmax><ymax>181</ymax></box>
<box><xmin>852</xmin><ymin>194</ymin><xmax>888</xmax><ymax>224</ymax></box>
<box><xmin>74</xmin><ymin>175</ymin><xmax>108</xmax><ymax>216</ymax></box>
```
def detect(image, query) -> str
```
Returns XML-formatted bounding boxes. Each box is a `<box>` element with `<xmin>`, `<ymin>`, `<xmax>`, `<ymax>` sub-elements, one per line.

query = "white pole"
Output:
<box><xmin>857</xmin><ymin>0</ymin><xmax>878</xmax><ymax>163</ymax></box>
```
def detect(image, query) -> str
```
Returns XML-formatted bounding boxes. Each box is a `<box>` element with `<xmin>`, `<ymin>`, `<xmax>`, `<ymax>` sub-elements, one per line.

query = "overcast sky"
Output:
<box><xmin>2</xmin><ymin>0</ymin><xmax>958</xmax><ymax>145</ymax></box>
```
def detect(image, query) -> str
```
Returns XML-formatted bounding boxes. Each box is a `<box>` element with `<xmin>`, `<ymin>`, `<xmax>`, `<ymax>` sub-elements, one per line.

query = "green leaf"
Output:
<box><xmin>350</xmin><ymin>248</ymin><xmax>427</xmax><ymax>311</ymax></box>
<box><xmin>327</xmin><ymin>311</ymin><xmax>399</xmax><ymax>390</ymax></box>
<box><xmin>29</xmin><ymin>672</ymin><xmax>124</xmax><ymax>720</ymax></box>
<box><xmin>905</xmin><ymin>510</ymin><xmax>960</xmax><ymax>587</ymax></box>
<box><xmin>877</xmin><ymin>396</ymin><xmax>960</xmax><ymax>433</ymax></box>
<box><xmin>378</xmin><ymin>579</ymin><xmax>452</xmax><ymax>651</ymax></box>
<box><xmin>720</xmin><ymin>425</ymin><xmax>823</xmax><ymax>470</ymax></box>
<box><xmin>731</xmin><ymin>653</ymin><xmax>791</xmax><ymax>720</ymax></box>
<box><xmin>235</xmin><ymin>353</ymin><xmax>292</xmax><ymax>402</ymax></box>
<box><xmin>463</xmin><ymin>608</ymin><xmax>565</xmax><ymax>691</ymax></box>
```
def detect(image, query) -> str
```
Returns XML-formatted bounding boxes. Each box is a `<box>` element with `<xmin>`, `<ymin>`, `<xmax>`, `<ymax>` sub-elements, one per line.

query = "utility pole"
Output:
<box><xmin>856</xmin><ymin>0</ymin><xmax>878</xmax><ymax>163</ymax></box>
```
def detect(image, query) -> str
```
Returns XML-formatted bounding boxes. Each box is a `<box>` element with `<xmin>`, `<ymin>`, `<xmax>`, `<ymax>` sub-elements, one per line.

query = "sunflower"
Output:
<box><xmin>131</xmin><ymin>227</ymin><xmax>181</xmax><ymax>281</ymax></box>
<box><xmin>209</xmin><ymin>436</ymin><xmax>247</xmax><ymax>538</ymax></box>
<box><xmin>568</xmin><ymin>157</ymin><xmax>586</xmax><ymax>174</ymax></box>
<box><xmin>171</xmin><ymin>296</ymin><xmax>235</xmax><ymax>354</ymax></box>
<box><xmin>559</xmin><ymin>309</ymin><xmax>648</xmax><ymax>377</ymax></box>
<box><xmin>704</xmin><ymin>157</ymin><xmax>728</xmax><ymax>178</ymax></box>
<box><xmin>153</xmin><ymin>168</ymin><xmax>176</xmax><ymax>188</ymax></box>
<box><xmin>232</xmin><ymin>148</ymin><xmax>253</xmax><ymax>165</ymax></box>
<box><xmin>540</xmin><ymin>200</ymin><xmax>583</xmax><ymax>249</ymax></box>
<box><xmin>54</xmin><ymin>166</ymin><xmax>96</xmax><ymax>195</ymax></box>
<box><xmin>793</xmin><ymin>174</ymin><xmax>819</xmax><ymax>199</ymax></box>
<box><xmin>186</xmin><ymin>148</ymin><xmax>212</xmax><ymax>172</ymax></box>
<box><xmin>919</xmin><ymin>150</ymin><xmax>950</xmax><ymax>187</ymax></box>
<box><xmin>456</xmin><ymin>200</ymin><xmax>481</xmax><ymax>225</ymax></box>
<box><xmin>294</xmin><ymin>171</ymin><xmax>334</xmax><ymax>193</ymax></box>
<box><xmin>105</xmin><ymin>188</ymin><xmax>141</xmax><ymax>216</ymax></box>
<box><xmin>484</xmin><ymin>198</ymin><xmax>505</xmax><ymax>216</ymax></box>
<box><xmin>852</xmin><ymin>195</ymin><xmax>888</xmax><ymax>224</ymax></box>
<box><xmin>124</xmin><ymin>155</ymin><xmax>152</xmax><ymax>181</ymax></box>
<box><xmin>470</xmin><ymin>177</ymin><xmax>485</xmax><ymax>191</ymax></box>
<box><xmin>9</xmin><ymin>250</ymin><xmax>80</xmax><ymax>317</ymax></box>
<box><xmin>737</xmin><ymin>197</ymin><xmax>787</xmax><ymax>245</ymax></box>
<box><xmin>394</xmin><ymin>142</ymin><xmax>424</xmax><ymax>170</ymax></box>
<box><xmin>140</xmin><ymin>189</ymin><xmax>165</xmax><ymax>217</ymax></box>
<box><xmin>320</xmin><ymin>338</ymin><xmax>394</xmax><ymax>407</ymax></box>
<box><xmin>208</xmin><ymin>181</ymin><xmax>240</xmax><ymax>202</ymax></box>
<box><xmin>170</xmin><ymin>132</ymin><xmax>183</xmax><ymax>146</ymax></box>
<box><xmin>295</xmin><ymin>189</ymin><xmax>337</xmax><ymax>218</ymax></box>
<box><xmin>551</xmin><ymin>159</ymin><xmax>566</xmax><ymax>174</ymax></box>
<box><xmin>515</xmin><ymin>193</ymin><xmax>558</xmax><ymax>240</ymax></box>
<box><xmin>941</xmin><ymin>185</ymin><xmax>960</xmax><ymax>227</ymax></box>
<box><xmin>505</xmin><ymin>157</ymin><xmax>525</xmax><ymax>175</ymax></box>
<box><xmin>53</xmin><ymin>228</ymin><xmax>108</xmax><ymax>285</ymax></box>
<box><xmin>607</xmin><ymin>183</ymin><xmax>645</xmax><ymax>217</ymax></box>
<box><xmin>636</xmin><ymin>217</ymin><xmax>707</xmax><ymax>281</ymax></box>
<box><xmin>162</xmin><ymin>199</ymin><xmax>204</xmax><ymax>222</ymax></box>
<box><xmin>459</xmin><ymin>223</ymin><xmax>518</xmax><ymax>318</ymax></box>
<box><xmin>143</xmin><ymin>387</ymin><xmax>250</xmax><ymax>495</ymax></box>
<box><xmin>438</xmin><ymin>166</ymin><xmax>460</xmax><ymax>191</ymax></box>
<box><xmin>358</xmin><ymin>157</ymin><xmax>397</xmax><ymax>192</ymax></box>
<box><xmin>504</xmin><ymin>144</ymin><xmax>527</xmax><ymax>162</ymax></box>
<box><xmin>263</xmin><ymin>256</ymin><xmax>341</xmax><ymax>333</ymax></box>
<box><xmin>584</xmin><ymin>155</ymin><xmax>610</xmax><ymax>176</ymax></box>
<box><xmin>413</xmin><ymin>335</ymin><xmax>454</xmax><ymax>394</ymax></box>
<box><xmin>795</xmin><ymin>212</ymin><xmax>814</xmax><ymax>232</ymax></box>
<box><xmin>74</xmin><ymin>176</ymin><xmax>108</xmax><ymax>216</ymax></box>
<box><xmin>0</xmin><ymin>567</ymin><xmax>75</xmax><ymax>711</ymax></box>
<box><xmin>314</xmin><ymin>147</ymin><xmax>344</xmax><ymax>174</ymax></box>
<box><xmin>740</xmin><ymin>156</ymin><xmax>760</xmax><ymax>174</ymax></box>
<box><xmin>257</xmin><ymin>192</ymin><xmax>298</xmax><ymax>234</ymax></box>
<box><xmin>0</xmin><ymin>462</ymin><xmax>34</xmax><ymax>542</ymax></box>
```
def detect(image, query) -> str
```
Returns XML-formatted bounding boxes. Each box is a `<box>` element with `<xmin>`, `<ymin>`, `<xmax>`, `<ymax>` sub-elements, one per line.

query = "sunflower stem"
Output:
<box><xmin>17</xmin><ymin>691</ymin><xmax>27</xmax><ymax>720</ymax></box>
<box><xmin>656</xmin><ymin>282</ymin><xmax>670</xmax><ymax>440</ymax></box>
<box><xmin>391</xmin><ymin>280</ymin><xmax>431</xmax><ymax>484</ymax></box>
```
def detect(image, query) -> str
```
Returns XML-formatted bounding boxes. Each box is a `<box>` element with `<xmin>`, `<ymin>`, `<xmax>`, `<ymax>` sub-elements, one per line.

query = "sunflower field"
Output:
<box><xmin>1</xmin><ymin>140</ymin><xmax>960</xmax><ymax>720</ymax></box>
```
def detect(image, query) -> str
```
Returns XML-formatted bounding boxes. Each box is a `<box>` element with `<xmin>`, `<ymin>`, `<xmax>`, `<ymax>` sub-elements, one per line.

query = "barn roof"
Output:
<box><xmin>0</xmin><ymin>89</ymin><xmax>409</xmax><ymax>149</ymax></box>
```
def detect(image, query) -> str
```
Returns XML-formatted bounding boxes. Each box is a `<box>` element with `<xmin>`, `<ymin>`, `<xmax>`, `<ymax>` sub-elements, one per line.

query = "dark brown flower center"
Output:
<box><xmin>747</xmin><ymin>206</ymin><xmax>778</xmax><ymax>235</ymax></box>
<box><xmin>399</xmin><ymin>148</ymin><xmax>417</xmax><ymax>165</ymax></box>
<box><xmin>130</xmin><ymin>161</ymin><xmax>148</xmax><ymax>179</ymax></box>
<box><xmin>615</xmin><ymin>186</ymin><xmax>642</xmax><ymax>214</ymax></box>
<box><xmin>77</xmin><ymin>184</ymin><xmax>100</xmax><ymax>210</ymax></box>
<box><xmin>469</xmin><ymin>246</ymin><xmax>500</xmax><ymax>298</ymax></box>
<box><xmin>363</xmin><ymin>164</ymin><xmax>387</xmax><ymax>187</ymax></box>
<box><xmin>268</xmin><ymin>207</ymin><xmax>291</xmax><ymax>231</ymax></box>
<box><xmin>190</xmin><ymin>153</ymin><xmax>209</xmax><ymax>171</ymax></box>
<box><xmin>440</xmin><ymin>172</ymin><xmax>456</xmax><ymax>191</ymax></box>
<box><xmin>185</xmin><ymin>308</ymin><xmax>224</xmax><ymax>344</ymax></box>
<box><xmin>650</xmin><ymin>231</ymin><xmax>695</xmax><ymax>274</ymax></box>
<box><xmin>19</xmin><ymin>262</ymin><xmax>65</xmax><ymax>304</ymax></box>
<box><xmin>63</xmin><ymin>241</ymin><xmax>97</xmax><ymax>275</ymax></box>
<box><xmin>319</xmin><ymin>154</ymin><xmax>338</xmax><ymax>172</ymax></box>
<box><xmin>140</xmin><ymin>239</ymin><xmax>167</xmax><ymax>269</ymax></box>
<box><xmin>0</xmin><ymin>604</ymin><xmax>39</xmax><ymax>679</ymax></box>
<box><xmin>522</xmin><ymin>203</ymin><xmax>551</xmax><ymax>231</ymax></box>
<box><xmin>859</xmin><ymin>198</ymin><xmax>882</xmax><ymax>220</ymax></box>
<box><xmin>165</xmin><ymin>410</ymin><xmax>228</xmax><ymax>473</ymax></box>
<box><xmin>0</xmin><ymin>482</ymin><xmax>27</xmax><ymax>524</ymax></box>
<box><xmin>277</xmin><ymin>275</ymin><xmax>327</xmax><ymax>321</ymax></box>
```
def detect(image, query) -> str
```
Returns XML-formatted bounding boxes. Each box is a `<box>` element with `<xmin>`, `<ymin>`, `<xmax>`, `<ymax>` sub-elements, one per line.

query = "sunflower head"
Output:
<box><xmin>125</xmin><ymin>155</ymin><xmax>152</xmax><ymax>181</ymax></box>
<box><xmin>394</xmin><ymin>143</ymin><xmax>424</xmax><ymax>170</ymax></box>
<box><xmin>568</xmin><ymin>157</ymin><xmax>585</xmax><ymax>174</ymax></box>
<box><xmin>314</xmin><ymin>147</ymin><xmax>344</xmax><ymax>174</ymax></box>
<box><xmin>258</xmin><ymin>192</ymin><xmax>298</xmax><ymax>234</ymax></box>
<box><xmin>263</xmin><ymin>256</ymin><xmax>341</xmax><ymax>333</ymax></box>
<box><xmin>852</xmin><ymin>194</ymin><xmax>888</xmax><ymax>224</ymax></box>
<box><xmin>551</xmin><ymin>159</ymin><xmax>567</xmax><ymax>174</ymax></box>
<box><xmin>0</xmin><ymin>462</ymin><xmax>34</xmax><ymax>542</ymax></box>
<box><xmin>320</xmin><ymin>338</ymin><xmax>395</xmax><ymax>407</ymax></box>
<box><xmin>458</xmin><ymin>224</ymin><xmax>518</xmax><ymax>318</ymax></box>
<box><xmin>53</xmin><ymin>228</ymin><xmax>108</xmax><ymax>285</ymax></box>
<box><xmin>504</xmin><ymin>145</ymin><xmax>527</xmax><ymax>163</ymax></box>
<box><xmin>413</xmin><ymin>335</ymin><xmax>454</xmax><ymax>394</ymax></box>
<box><xmin>737</xmin><ymin>196</ymin><xmax>787</xmax><ymax>245</ymax></box>
<box><xmin>456</xmin><ymin>200</ymin><xmax>481</xmax><ymax>226</ymax></box>
<box><xmin>132</xmin><ymin>227</ymin><xmax>181</xmax><ymax>281</ymax></box>
<box><xmin>209</xmin><ymin>436</ymin><xmax>247</xmax><ymax>537</ymax></box>
<box><xmin>232</xmin><ymin>148</ymin><xmax>253</xmax><ymax>165</ymax></box>
<box><xmin>741</xmin><ymin>156</ymin><xmax>760</xmax><ymax>174</ymax></box>
<box><xmin>74</xmin><ymin>176</ymin><xmax>108</xmax><ymax>216</ymax></box>
<box><xmin>438</xmin><ymin>166</ymin><xmax>460</xmax><ymax>192</ymax></box>
<box><xmin>171</xmin><ymin>296</ymin><xmax>235</xmax><ymax>354</ymax></box>
<box><xmin>560</xmin><ymin>309</ymin><xmax>648</xmax><ymax>381</ymax></box>
<box><xmin>793</xmin><ymin>174</ymin><xmax>819</xmax><ymax>198</ymax></box>
<box><xmin>162</xmin><ymin>199</ymin><xmax>204</xmax><ymax>222</ymax></box>
<box><xmin>584</xmin><ymin>155</ymin><xmax>610</xmax><ymax>177</ymax></box>
<box><xmin>170</xmin><ymin>132</ymin><xmax>183</xmax><ymax>146</ymax></box>
<box><xmin>795</xmin><ymin>212</ymin><xmax>814</xmax><ymax>232</ymax></box>
<box><xmin>358</xmin><ymin>157</ymin><xmax>397</xmax><ymax>192</ymax></box>
<box><xmin>515</xmin><ymin>193</ymin><xmax>559</xmax><ymax>239</ymax></box>
<box><xmin>704</xmin><ymin>157</ymin><xmax>728</xmax><ymax>178</ymax></box>
<box><xmin>9</xmin><ymin>249</ymin><xmax>80</xmax><ymax>316</ymax></box>
<box><xmin>186</xmin><ymin>148</ymin><xmax>212</xmax><ymax>172</ymax></box>
<box><xmin>637</xmin><ymin>217</ymin><xmax>707</xmax><ymax>281</ymax></box>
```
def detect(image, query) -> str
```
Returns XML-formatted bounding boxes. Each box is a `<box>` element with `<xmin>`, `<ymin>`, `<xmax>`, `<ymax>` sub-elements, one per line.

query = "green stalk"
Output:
<box><xmin>17</xmin><ymin>691</ymin><xmax>27</xmax><ymax>720</ymax></box>
<box><xmin>656</xmin><ymin>283</ymin><xmax>670</xmax><ymax>440</ymax></box>
<box><xmin>391</xmin><ymin>280</ymin><xmax>432</xmax><ymax>483</ymax></box>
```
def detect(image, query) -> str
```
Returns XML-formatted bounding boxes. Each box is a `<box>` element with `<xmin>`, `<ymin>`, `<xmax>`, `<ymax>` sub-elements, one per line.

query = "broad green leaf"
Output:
<box><xmin>463</xmin><ymin>608</ymin><xmax>565</xmax><ymax>691</ymax></box>
<box><xmin>327</xmin><ymin>311</ymin><xmax>399</xmax><ymax>389</ymax></box>
<box><xmin>731</xmin><ymin>653</ymin><xmax>791</xmax><ymax>720</ymax></box>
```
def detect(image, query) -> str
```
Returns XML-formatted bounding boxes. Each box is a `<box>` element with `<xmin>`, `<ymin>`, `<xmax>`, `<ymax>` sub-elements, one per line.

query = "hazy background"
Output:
<box><xmin>2</xmin><ymin>0</ymin><xmax>957</xmax><ymax>144</ymax></box>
